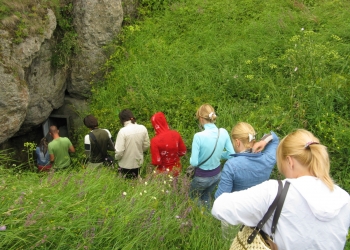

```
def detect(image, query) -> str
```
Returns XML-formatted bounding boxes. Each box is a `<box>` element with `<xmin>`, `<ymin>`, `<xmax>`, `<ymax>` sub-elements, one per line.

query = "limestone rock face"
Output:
<box><xmin>0</xmin><ymin>9</ymin><xmax>67</xmax><ymax>142</ymax></box>
<box><xmin>0</xmin><ymin>1</ymin><xmax>128</xmax><ymax>145</ymax></box>
<box><xmin>69</xmin><ymin>0</ymin><xmax>123</xmax><ymax>99</ymax></box>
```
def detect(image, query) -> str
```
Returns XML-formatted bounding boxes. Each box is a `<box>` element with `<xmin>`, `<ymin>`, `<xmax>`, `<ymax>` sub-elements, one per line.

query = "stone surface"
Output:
<box><xmin>69</xmin><ymin>0</ymin><xmax>124</xmax><ymax>99</ymax></box>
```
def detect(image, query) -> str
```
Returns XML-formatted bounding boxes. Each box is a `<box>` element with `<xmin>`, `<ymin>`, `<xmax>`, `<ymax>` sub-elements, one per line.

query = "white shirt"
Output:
<box><xmin>115</xmin><ymin>121</ymin><xmax>150</xmax><ymax>169</ymax></box>
<box><xmin>212</xmin><ymin>176</ymin><xmax>350</xmax><ymax>250</ymax></box>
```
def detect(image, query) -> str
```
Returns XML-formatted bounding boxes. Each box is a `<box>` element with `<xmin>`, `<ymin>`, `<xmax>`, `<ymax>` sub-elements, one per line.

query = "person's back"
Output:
<box><xmin>115</xmin><ymin>109</ymin><xmax>150</xmax><ymax>177</ymax></box>
<box><xmin>48</xmin><ymin>137</ymin><xmax>73</xmax><ymax>169</ymax></box>
<box><xmin>83</xmin><ymin>115</ymin><xmax>115</xmax><ymax>166</ymax></box>
<box><xmin>215</xmin><ymin>122</ymin><xmax>279</xmax><ymax>198</ymax></box>
<box><xmin>48</xmin><ymin>125</ymin><xmax>75</xmax><ymax>170</ymax></box>
<box><xmin>212</xmin><ymin>129</ymin><xmax>350</xmax><ymax>249</ymax></box>
<box><xmin>150</xmin><ymin>112</ymin><xmax>187</xmax><ymax>175</ymax></box>
<box><xmin>214</xmin><ymin>178</ymin><xmax>350</xmax><ymax>250</ymax></box>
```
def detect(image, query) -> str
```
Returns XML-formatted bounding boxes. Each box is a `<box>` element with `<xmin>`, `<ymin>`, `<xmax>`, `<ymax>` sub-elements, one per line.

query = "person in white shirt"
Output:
<box><xmin>212</xmin><ymin>129</ymin><xmax>350</xmax><ymax>250</ymax></box>
<box><xmin>115</xmin><ymin>109</ymin><xmax>150</xmax><ymax>178</ymax></box>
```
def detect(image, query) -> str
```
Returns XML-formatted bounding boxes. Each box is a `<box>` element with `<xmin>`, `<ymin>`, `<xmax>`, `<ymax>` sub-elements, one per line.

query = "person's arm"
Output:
<box><xmin>115</xmin><ymin>131</ymin><xmax>125</xmax><ymax>160</ymax></box>
<box><xmin>212</xmin><ymin>180</ymin><xmax>278</xmax><ymax>227</ymax></box>
<box><xmin>215</xmin><ymin>161</ymin><xmax>235</xmax><ymax>199</ymax></box>
<box><xmin>221</xmin><ymin>129</ymin><xmax>235</xmax><ymax>159</ymax></box>
<box><xmin>68</xmin><ymin>145</ymin><xmax>75</xmax><ymax>153</ymax></box>
<box><xmin>150</xmin><ymin>139</ymin><xmax>161</xmax><ymax>166</ymax></box>
<box><xmin>84</xmin><ymin>134</ymin><xmax>91</xmax><ymax>157</ymax></box>
<box><xmin>49</xmin><ymin>154</ymin><xmax>55</xmax><ymax>163</ymax></box>
<box><xmin>143</xmin><ymin>128</ymin><xmax>150</xmax><ymax>152</ymax></box>
<box><xmin>177</xmin><ymin>133</ymin><xmax>187</xmax><ymax>157</ymax></box>
<box><xmin>189</xmin><ymin>134</ymin><xmax>201</xmax><ymax>166</ymax></box>
<box><xmin>105</xmin><ymin>130</ymin><xmax>115</xmax><ymax>151</ymax></box>
<box><xmin>48</xmin><ymin>144</ymin><xmax>55</xmax><ymax>164</ymax></box>
<box><xmin>252</xmin><ymin>133</ymin><xmax>274</xmax><ymax>153</ymax></box>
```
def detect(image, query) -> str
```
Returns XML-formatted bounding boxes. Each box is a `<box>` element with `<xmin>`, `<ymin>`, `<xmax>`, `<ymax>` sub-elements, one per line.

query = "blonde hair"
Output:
<box><xmin>231</xmin><ymin>122</ymin><xmax>256</xmax><ymax>149</ymax></box>
<box><xmin>196</xmin><ymin>104</ymin><xmax>217</xmax><ymax>123</ymax></box>
<box><xmin>276</xmin><ymin>129</ymin><xmax>334</xmax><ymax>191</ymax></box>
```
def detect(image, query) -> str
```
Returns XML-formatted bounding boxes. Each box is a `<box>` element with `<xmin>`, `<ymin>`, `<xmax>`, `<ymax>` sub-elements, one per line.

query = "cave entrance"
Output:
<box><xmin>43</xmin><ymin>115</ymin><xmax>71</xmax><ymax>142</ymax></box>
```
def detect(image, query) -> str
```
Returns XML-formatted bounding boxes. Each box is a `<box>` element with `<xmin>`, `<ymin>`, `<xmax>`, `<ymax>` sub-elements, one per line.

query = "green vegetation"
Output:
<box><xmin>1</xmin><ymin>0</ymin><xmax>350</xmax><ymax>248</ymax></box>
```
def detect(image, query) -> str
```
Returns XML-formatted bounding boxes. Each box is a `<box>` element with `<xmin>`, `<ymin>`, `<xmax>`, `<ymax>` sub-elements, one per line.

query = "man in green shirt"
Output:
<box><xmin>48</xmin><ymin>125</ymin><xmax>75</xmax><ymax>170</ymax></box>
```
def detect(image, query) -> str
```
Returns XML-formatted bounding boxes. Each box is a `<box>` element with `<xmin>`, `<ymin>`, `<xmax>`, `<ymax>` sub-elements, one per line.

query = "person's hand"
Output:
<box><xmin>252</xmin><ymin>140</ymin><xmax>267</xmax><ymax>153</ymax></box>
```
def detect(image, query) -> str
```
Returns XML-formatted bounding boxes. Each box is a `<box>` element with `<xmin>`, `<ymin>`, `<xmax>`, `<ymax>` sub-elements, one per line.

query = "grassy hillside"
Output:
<box><xmin>1</xmin><ymin>0</ymin><xmax>349</xmax><ymax>248</ymax></box>
<box><xmin>90</xmin><ymin>0</ymin><xmax>350</xmax><ymax>190</ymax></box>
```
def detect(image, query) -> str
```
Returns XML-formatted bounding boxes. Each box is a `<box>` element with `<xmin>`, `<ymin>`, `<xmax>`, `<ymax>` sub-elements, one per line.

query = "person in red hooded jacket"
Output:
<box><xmin>150</xmin><ymin>112</ymin><xmax>187</xmax><ymax>176</ymax></box>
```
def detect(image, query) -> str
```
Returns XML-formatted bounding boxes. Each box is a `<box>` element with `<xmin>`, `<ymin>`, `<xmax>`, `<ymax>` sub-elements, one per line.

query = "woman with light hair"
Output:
<box><xmin>215</xmin><ymin>122</ymin><xmax>279</xmax><ymax>198</ymax></box>
<box><xmin>189</xmin><ymin>104</ymin><xmax>234</xmax><ymax>207</ymax></box>
<box><xmin>212</xmin><ymin>129</ymin><xmax>350</xmax><ymax>249</ymax></box>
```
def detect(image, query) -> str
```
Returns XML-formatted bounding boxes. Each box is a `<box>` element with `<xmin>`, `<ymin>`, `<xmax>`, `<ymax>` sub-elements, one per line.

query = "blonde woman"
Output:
<box><xmin>189</xmin><ymin>104</ymin><xmax>234</xmax><ymax>207</ymax></box>
<box><xmin>215</xmin><ymin>122</ymin><xmax>279</xmax><ymax>198</ymax></box>
<box><xmin>212</xmin><ymin>129</ymin><xmax>350</xmax><ymax>249</ymax></box>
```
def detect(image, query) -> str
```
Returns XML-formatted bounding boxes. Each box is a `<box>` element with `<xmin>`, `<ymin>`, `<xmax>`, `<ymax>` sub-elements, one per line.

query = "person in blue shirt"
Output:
<box><xmin>215</xmin><ymin>122</ymin><xmax>279</xmax><ymax>199</ymax></box>
<box><xmin>189</xmin><ymin>104</ymin><xmax>235</xmax><ymax>207</ymax></box>
<box><xmin>214</xmin><ymin>122</ymin><xmax>279</xmax><ymax>240</ymax></box>
<box><xmin>35</xmin><ymin>137</ymin><xmax>51</xmax><ymax>172</ymax></box>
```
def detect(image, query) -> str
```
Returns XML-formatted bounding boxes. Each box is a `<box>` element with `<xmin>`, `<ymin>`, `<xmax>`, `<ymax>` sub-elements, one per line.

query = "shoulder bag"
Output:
<box><xmin>230</xmin><ymin>180</ymin><xmax>290</xmax><ymax>250</ymax></box>
<box><xmin>186</xmin><ymin>128</ymin><xmax>221</xmax><ymax>178</ymax></box>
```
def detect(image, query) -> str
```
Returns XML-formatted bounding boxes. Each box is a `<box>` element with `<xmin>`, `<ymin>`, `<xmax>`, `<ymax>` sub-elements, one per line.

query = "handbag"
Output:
<box><xmin>89</xmin><ymin>131</ymin><xmax>115</xmax><ymax>167</ymax></box>
<box><xmin>230</xmin><ymin>180</ymin><xmax>290</xmax><ymax>250</ymax></box>
<box><xmin>186</xmin><ymin>128</ymin><xmax>221</xmax><ymax>178</ymax></box>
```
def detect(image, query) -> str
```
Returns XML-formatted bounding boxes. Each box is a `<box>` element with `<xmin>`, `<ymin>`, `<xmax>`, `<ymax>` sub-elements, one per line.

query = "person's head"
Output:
<box><xmin>39</xmin><ymin>137</ymin><xmax>48</xmax><ymax>154</ymax></box>
<box><xmin>231</xmin><ymin>122</ymin><xmax>256</xmax><ymax>152</ymax></box>
<box><xmin>277</xmin><ymin>129</ymin><xmax>334</xmax><ymax>191</ymax></box>
<box><xmin>196</xmin><ymin>104</ymin><xmax>217</xmax><ymax>125</ymax></box>
<box><xmin>119</xmin><ymin>109</ymin><xmax>136</xmax><ymax>125</ymax></box>
<box><xmin>83</xmin><ymin>115</ymin><xmax>99</xmax><ymax>129</ymax></box>
<box><xmin>49</xmin><ymin>125</ymin><xmax>59</xmax><ymax>137</ymax></box>
<box><xmin>151</xmin><ymin>112</ymin><xmax>169</xmax><ymax>135</ymax></box>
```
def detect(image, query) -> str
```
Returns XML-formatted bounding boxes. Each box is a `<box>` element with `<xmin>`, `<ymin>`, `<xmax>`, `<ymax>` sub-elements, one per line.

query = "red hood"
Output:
<box><xmin>151</xmin><ymin>112</ymin><xmax>170</xmax><ymax>135</ymax></box>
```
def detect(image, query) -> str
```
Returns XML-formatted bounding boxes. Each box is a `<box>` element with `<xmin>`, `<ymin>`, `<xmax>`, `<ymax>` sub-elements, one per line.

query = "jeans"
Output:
<box><xmin>189</xmin><ymin>173</ymin><xmax>221</xmax><ymax>208</ymax></box>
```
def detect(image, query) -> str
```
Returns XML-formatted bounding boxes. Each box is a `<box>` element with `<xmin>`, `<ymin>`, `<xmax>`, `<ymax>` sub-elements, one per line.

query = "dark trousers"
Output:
<box><xmin>118</xmin><ymin>167</ymin><xmax>140</xmax><ymax>179</ymax></box>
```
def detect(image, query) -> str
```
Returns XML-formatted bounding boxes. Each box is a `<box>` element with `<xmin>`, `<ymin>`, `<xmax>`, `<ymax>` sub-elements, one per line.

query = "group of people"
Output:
<box><xmin>34</xmin><ymin>104</ymin><xmax>350</xmax><ymax>249</ymax></box>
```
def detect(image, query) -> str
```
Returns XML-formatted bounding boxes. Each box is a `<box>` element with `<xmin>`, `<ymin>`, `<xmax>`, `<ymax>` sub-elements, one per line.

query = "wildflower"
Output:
<box><xmin>122</xmin><ymin>192</ymin><xmax>127</xmax><ymax>196</ymax></box>
<box><xmin>175</xmin><ymin>215</ymin><xmax>181</xmax><ymax>219</ymax></box>
<box><xmin>153</xmin><ymin>170</ymin><xmax>156</xmax><ymax>174</ymax></box>
<box><xmin>161</xmin><ymin>189</ymin><xmax>164</xmax><ymax>192</ymax></box>
<box><xmin>151</xmin><ymin>196</ymin><xmax>157</xmax><ymax>200</ymax></box>
<box><xmin>164</xmin><ymin>181</ymin><xmax>167</xmax><ymax>184</ymax></box>
<box><xmin>140</xmin><ymin>192</ymin><xmax>142</xmax><ymax>196</ymax></box>
<box><xmin>166</xmin><ymin>168</ymin><xmax>170</xmax><ymax>172</ymax></box>
<box><xmin>233</xmin><ymin>75</ymin><xmax>238</xmax><ymax>79</ymax></box>
<box><xmin>144</xmin><ymin>190</ymin><xmax>147</xmax><ymax>193</ymax></box>
<box><xmin>301</xmin><ymin>28</ymin><xmax>304</xmax><ymax>31</ymax></box>
<box><xmin>294</xmin><ymin>67</ymin><xmax>298</xmax><ymax>72</ymax></box>
<box><xmin>0</xmin><ymin>225</ymin><xmax>6</xmax><ymax>231</ymax></box>
<box><xmin>145</xmin><ymin>182</ymin><xmax>148</xmax><ymax>185</ymax></box>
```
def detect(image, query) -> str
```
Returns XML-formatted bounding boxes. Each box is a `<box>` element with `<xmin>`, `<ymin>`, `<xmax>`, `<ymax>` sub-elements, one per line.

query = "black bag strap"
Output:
<box><xmin>197</xmin><ymin>128</ymin><xmax>220</xmax><ymax>167</ymax></box>
<box><xmin>89</xmin><ymin>131</ymin><xmax>104</xmax><ymax>156</ymax></box>
<box><xmin>247</xmin><ymin>180</ymin><xmax>289</xmax><ymax>244</ymax></box>
<box><xmin>271</xmin><ymin>181</ymin><xmax>290</xmax><ymax>237</ymax></box>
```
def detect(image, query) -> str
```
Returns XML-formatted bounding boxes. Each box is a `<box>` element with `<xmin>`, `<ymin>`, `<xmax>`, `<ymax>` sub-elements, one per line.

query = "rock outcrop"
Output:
<box><xmin>0</xmin><ymin>0</ymin><xmax>126</xmax><ymax>144</ymax></box>
<box><xmin>69</xmin><ymin>0</ymin><xmax>123</xmax><ymax>99</ymax></box>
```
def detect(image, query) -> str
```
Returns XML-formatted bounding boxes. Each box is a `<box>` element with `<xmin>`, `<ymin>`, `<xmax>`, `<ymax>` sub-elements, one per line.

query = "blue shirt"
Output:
<box><xmin>190</xmin><ymin>123</ymin><xmax>235</xmax><ymax>170</ymax></box>
<box><xmin>35</xmin><ymin>147</ymin><xmax>50</xmax><ymax>166</ymax></box>
<box><xmin>215</xmin><ymin>131</ymin><xmax>279</xmax><ymax>199</ymax></box>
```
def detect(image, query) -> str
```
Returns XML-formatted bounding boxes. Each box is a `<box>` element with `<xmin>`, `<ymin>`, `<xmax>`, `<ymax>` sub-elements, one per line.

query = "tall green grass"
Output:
<box><xmin>91</xmin><ymin>0</ymin><xmax>350</xmax><ymax>190</ymax></box>
<box><xmin>0</xmin><ymin>167</ymin><xmax>231</xmax><ymax>249</ymax></box>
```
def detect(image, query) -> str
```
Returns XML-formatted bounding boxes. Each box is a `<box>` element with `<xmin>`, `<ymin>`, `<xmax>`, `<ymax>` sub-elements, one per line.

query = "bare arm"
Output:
<box><xmin>69</xmin><ymin>145</ymin><xmax>75</xmax><ymax>153</ymax></box>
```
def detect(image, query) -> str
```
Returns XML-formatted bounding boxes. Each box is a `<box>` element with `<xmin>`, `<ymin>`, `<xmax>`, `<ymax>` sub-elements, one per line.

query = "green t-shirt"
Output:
<box><xmin>48</xmin><ymin>137</ymin><xmax>73</xmax><ymax>169</ymax></box>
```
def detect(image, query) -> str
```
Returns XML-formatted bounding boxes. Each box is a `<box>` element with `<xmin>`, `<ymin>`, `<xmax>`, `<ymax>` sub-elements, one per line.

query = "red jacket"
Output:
<box><xmin>150</xmin><ymin>112</ymin><xmax>187</xmax><ymax>176</ymax></box>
